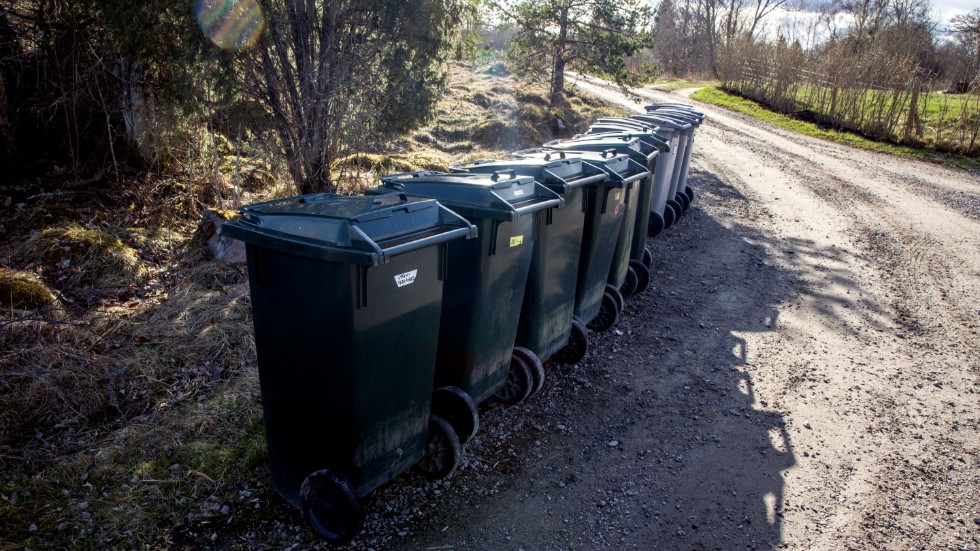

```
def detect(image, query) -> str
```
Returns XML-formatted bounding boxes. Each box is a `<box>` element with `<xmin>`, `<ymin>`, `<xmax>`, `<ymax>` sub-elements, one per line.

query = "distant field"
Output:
<box><xmin>691</xmin><ymin>84</ymin><xmax>980</xmax><ymax>170</ymax></box>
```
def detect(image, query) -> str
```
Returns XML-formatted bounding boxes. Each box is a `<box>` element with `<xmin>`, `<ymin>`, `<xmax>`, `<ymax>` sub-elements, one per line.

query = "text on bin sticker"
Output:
<box><xmin>510</xmin><ymin>235</ymin><xmax>524</xmax><ymax>247</ymax></box>
<box><xmin>395</xmin><ymin>269</ymin><xmax>418</xmax><ymax>288</ymax></box>
<box><xmin>513</xmin><ymin>189</ymin><xmax>525</xmax><ymax>197</ymax></box>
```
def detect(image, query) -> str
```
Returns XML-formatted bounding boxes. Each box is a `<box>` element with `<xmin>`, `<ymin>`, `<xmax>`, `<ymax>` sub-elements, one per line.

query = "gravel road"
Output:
<box><xmin>280</xmin><ymin>78</ymin><xmax>979</xmax><ymax>551</ymax></box>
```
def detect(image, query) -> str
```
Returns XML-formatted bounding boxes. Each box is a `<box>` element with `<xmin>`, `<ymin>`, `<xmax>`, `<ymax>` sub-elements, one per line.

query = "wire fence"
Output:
<box><xmin>720</xmin><ymin>50</ymin><xmax>980</xmax><ymax>157</ymax></box>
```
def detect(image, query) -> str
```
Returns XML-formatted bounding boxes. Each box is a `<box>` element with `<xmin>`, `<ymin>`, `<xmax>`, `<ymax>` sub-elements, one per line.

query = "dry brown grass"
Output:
<box><xmin>0</xmin><ymin>61</ymin><xmax>626</xmax><ymax>548</ymax></box>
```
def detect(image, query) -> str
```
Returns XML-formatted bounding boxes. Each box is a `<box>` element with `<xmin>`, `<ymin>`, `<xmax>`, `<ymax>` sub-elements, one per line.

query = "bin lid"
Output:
<box><xmin>375</xmin><ymin>170</ymin><xmax>563</xmax><ymax>221</ymax></box>
<box><xmin>514</xmin><ymin>148</ymin><xmax>648</xmax><ymax>188</ymax></box>
<box><xmin>640</xmin><ymin>109</ymin><xmax>702</xmax><ymax>127</ymax></box>
<box><xmin>221</xmin><ymin>192</ymin><xmax>477</xmax><ymax>266</ymax></box>
<box><xmin>630</xmin><ymin>114</ymin><xmax>691</xmax><ymax>130</ymax></box>
<box><xmin>448</xmin><ymin>155</ymin><xmax>609</xmax><ymax>194</ymax></box>
<box><xmin>545</xmin><ymin>135</ymin><xmax>659</xmax><ymax>166</ymax></box>
<box><xmin>584</xmin><ymin>129</ymin><xmax>671</xmax><ymax>153</ymax></box>
<box><xmin>594</xmin><ymin>117</ymin><xmax>658</xmax><ymax>132</ymax></box>
<box><xmin>646</xmin><ymin>104</ymin><xmax>707</xmax><ymax>123</ymax></box>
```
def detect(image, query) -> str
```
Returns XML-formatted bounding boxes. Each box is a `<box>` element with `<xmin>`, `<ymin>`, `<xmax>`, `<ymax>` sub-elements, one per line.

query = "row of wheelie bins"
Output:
<box><xmin>222</xmin><ymin>103</ymin><xmax>705</xmax><ymax>544</ymax></box>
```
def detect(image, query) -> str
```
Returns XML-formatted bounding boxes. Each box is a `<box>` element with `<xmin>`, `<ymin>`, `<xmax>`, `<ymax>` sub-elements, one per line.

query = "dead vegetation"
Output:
<box><xmin>0</xmin><ymin>62</ymin><xmax>621</xmax><ymax>549</ymax></box>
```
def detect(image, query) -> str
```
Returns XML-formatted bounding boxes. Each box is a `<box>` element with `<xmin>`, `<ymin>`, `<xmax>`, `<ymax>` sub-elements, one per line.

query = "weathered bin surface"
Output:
<box><xmin>223</xmin><ymin>192</ymin><xmax>476</xmax><ymax>543</ymax></box>
<box><xmin>637</xmin><ymin>109</ymin><xmax>702</xmax><ymax>209</ymax></box>
<box><xmin>627</xmin><ymin>114</ymin><xmax>693</xmax><ymax>222</ymax></box>
<box><xmin>372</xmin><ymin>171</ymin><xmax>562</xmax><ymax>405</ymax></box>
<box><xmin>543</xmin><ymin>136</ymin><xmax>653</xmax><ymax>299</ymax></box>
<box><xmin>450</xmin><ymin>155</ymin><xmax>608</xmax><ymax>365</ymax></box>
<box><xmin>514</xmin><ymin>148</ymin><xmax>644</xmax><ymax>331</ymax></box>
<box><xmin>589</xmin><ymin>118</ymin><xmax>677</xmax><ymax>236</ymax></box>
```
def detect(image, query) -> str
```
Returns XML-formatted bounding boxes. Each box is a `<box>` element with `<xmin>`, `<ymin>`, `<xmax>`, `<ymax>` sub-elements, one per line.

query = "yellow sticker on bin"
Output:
<box><xmin>510</xmin><ymin>235</ymin><xmax>524</xmax><ymax>247</ymax></box>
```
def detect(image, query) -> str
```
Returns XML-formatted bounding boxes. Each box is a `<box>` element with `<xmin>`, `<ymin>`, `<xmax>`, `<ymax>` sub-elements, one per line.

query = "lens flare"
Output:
<box><xmin>195</xmin><ymin>0</ymin><xmax>265</xmax><ymax>51</ymax></box>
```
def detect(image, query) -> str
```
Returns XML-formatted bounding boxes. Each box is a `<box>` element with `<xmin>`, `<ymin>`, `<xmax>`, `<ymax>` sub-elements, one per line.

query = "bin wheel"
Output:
<box><xmin>417</xmin><ymin>414</ymin><xmax>462</xmax><ymax>479</ymax></box>
<box><xmin>494</xmin><ymin>353</ymin><xmax>534</xmax><ymax>405</ymax></box>
<box><xmin>642</xmin><ymin>247</ymin><xmax>653</xmax><ymax>270</ymax></box>
<box><xmin>685</xmin><ymin>186</ymin><xmax>694</xmax><ymax>204</ymax></box>
<box><xmin>513</xmin><ymin>346</ymin><xmax>546</xmax><ymax>398</ymax></box>
<box><xmin>647</xmin><ymin>211</ymin><xmax>665</xmax><ymax>238</ymax></box>
<box><xmin>677</xmin><ymin>192</ymin><xmax>691</xmax><ymax>213</ymax></box>
<box><xmin>555</xmin><ymin>318</ymin><xmax>589</xmax><ymax>365</ymax></box>
<box><xmin>605</xmin><ymin>283</ymin><xmax>624</xmax><ymax>313</ymax></box>
<box><xmin>667</xmin><ymin>199</ymin><xmax>683</xmax><ymax>220</ymax></box>
<box><xmin>629</xmin><ymin>259</ymin><xmax>651</xmax><ymax>294</ymax></box>
<box><xmin>663</xmin><ymin>203</ymin><xmax>676</xmax><ymax>229</ymax></box>
<box><xmin>300</xmin><ymin>469</ymin><xmax>364</xmax><ymax>544</ymax></box>
<box><xmin>620</xmin><ymin>265</ymin><xmax>639</xmax><ymax>299</ymax></box>
<box><xmin>431</xmin><ymin>386</ymin><xmax>479</xmax><ymax>445</ymax></box>
<box><xmin>588</xmin><ymin>289</ymin><xmax>621</xmax><ymax>332</ymax></box>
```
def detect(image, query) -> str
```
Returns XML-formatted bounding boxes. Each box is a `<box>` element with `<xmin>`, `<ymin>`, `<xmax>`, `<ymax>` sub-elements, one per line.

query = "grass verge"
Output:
<box><xmin>691</xmin><ymin>84</ymin><xmax>980</xmax><ymax>171</ymax></box>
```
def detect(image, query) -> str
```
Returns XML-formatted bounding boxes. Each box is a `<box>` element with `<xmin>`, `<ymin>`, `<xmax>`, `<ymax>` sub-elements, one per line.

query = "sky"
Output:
<box><xmin>933</xmin><ymin>0</ymin><xmax>975</xmax><ymax>26</ymax></box>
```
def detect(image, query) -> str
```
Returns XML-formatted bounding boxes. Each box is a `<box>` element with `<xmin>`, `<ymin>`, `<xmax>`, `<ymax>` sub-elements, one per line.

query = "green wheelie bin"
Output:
<box><xmin>513</xmin><ymin>148</ymin><xmax>646</xmax><ymax>332</ymax></box>
<box><xmin>222</xmin><ymin>192</ymin><xmax>477</xmax><ymax>544</ymax></box>
<box><xmin>588</xmin><ymin>118</ymin><xmax>677</xmax><ymax>237</ymax></box>
<box><xmin>542</xmin><ymin>136</ymin><xmax>655</xmax><ymax>300</ymax></box>
<box><xmin>371</xmin><ymin>171</ymin><xmax>562</xmax><ymax>406</ymax></box>
<box><xmin>581</xmin><ymin>127</ymin><xmax>671</xmax><ymax>285</ymax></box>
<box><xmin>449</xmin><ymin>154</ymin><xmax>610</xmax><ymax>366</ymax></box>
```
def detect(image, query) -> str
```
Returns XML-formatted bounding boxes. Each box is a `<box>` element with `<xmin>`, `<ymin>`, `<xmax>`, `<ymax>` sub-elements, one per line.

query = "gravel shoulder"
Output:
<box><xmin>375</xmin><ymin>76</ymin><xmax>980</xmax><ymax>550</ymax></box>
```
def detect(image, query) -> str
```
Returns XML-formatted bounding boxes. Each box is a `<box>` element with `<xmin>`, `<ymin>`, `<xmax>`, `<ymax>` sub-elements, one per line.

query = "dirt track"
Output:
<box><xmin>354</xmin><ymin>78</ymin><xmax>980</xmax><ymax>551</ymax></box>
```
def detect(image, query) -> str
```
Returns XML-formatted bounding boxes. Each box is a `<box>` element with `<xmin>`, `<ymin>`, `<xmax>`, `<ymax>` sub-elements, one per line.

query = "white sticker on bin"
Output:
<box><xmin>513</xmin><ymin>189</ymin><xmax>525</xmax><ymax>197</ymax></box>
<box><xmin>395</xmin><ymin>269</ymin><xmax>418</xmax><ymax>288</ymax></box>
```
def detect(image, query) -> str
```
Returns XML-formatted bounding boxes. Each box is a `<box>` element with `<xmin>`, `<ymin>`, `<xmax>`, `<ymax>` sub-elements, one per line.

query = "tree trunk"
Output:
<box><xmin>549</xmin><ymin>5</ymin><xmax>570</xmax><ymax>108</ymax></box>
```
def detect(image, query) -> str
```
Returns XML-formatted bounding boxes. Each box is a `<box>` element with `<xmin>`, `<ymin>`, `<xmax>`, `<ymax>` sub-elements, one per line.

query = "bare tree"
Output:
<box><xmin>950</xmin><ymin>8</ymin><xmax>980</xmax><ymax>77</ymax></box>
<box><xmin>748</xmin><ymin>0</ymin><xmax>790</xmax><ymax>40</ymax></box>
<box><xmin>256</xmin><ymin>0</ymin><xmax>461</xmax><ymax>194</ymax></box>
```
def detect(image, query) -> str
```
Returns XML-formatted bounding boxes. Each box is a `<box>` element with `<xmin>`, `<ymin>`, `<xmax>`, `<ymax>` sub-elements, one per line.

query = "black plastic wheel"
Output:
<box><xmin>667</xmin><ymin>199</ymin><xmax>683</xmax><ymax>221</ymax></box>
<box><xmin>663</xmin><ymin>203</ymin><xmax>676</xmax><ymax>229</ymax></box>
<box><xmin>647</xmin><ymin>211</ymin><xmax>665</xmax><ymax>238</ymax></box>
<box><xmin>685</xmin><ymin>186</ymin><xmax>694</xmax><ymax>204</ymax></box>
<box><xmin>629</xmin><ymin>259</ymin><xmax>651</xmax><ymax>294</ymax></box>
<box><xmin>431</xmin><ymin>386</ymin><xmax>479</xmax><ymax>445</ymax></box>
<box><xmin>416</xmin><ymin>414</ymin><xmax>462</xmax><ymax>479</ymax></box>
<box><xmin>642</xmin><ymin>247</ymin><xmax>653</xmax><ymax>270</ymax></box>
<box><xmin>555</xmin><ymin>318</ymin><xmax>589</xmax><ymax>365</ymax></box>
<box><xmin>605</xmin><ymin>283</ymin><xmax>624</xmax><ymax>313</ymax></box>
<box><xmin>494</xmin><ymin>353</ymin><xmax>534</xmax><ymax>405</ymax></box>
<box><xmin>513</xmin><ymin>346</ymin><xmax>545</xmax><ymax>398</ymax></box>
<box><xmin>677</xmin><ymin>192</ymin><xmax>691</xmax><ymax>213</ymax></box>
<box><xmin>588</xmin><ymin>289</ymin><xmax>621</xmax><ymax>332</ymax></box>
<box><xmin>620</xmin><ymin>265</ymin><xmax>639</xmax><ymax>299</ymax></box>
<box><xmin>300</xmin><ymin>469</ymin><xmax>364</xmax><ymax>544</ymax></box>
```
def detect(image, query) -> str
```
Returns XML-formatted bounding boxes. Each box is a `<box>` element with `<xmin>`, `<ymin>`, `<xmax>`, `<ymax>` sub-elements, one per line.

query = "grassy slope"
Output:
<box><xmin>0</xmin><ymin>63</ymin><xmax>624</xmax><ymax>550</ymax></box>
<box><xmin>691</xmin><ymin>84</ymin><xmax>980</xmax><ymax>171</ymax></box>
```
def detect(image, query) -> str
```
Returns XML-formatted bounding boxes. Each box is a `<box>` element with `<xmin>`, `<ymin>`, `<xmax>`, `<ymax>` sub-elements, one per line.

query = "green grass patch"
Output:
<box><xmin>691</xmin><ymin>84</ymin><xmax>980</xmax><ymax>170</ymax></box>
<box><xmin>647</xmin><ymin>79</ymin><xmax>715</xmax><ymax>93</ymax></box>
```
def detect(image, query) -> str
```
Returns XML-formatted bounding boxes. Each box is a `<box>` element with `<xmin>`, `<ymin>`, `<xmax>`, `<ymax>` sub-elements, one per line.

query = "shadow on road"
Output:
<box><xmin>384</xmin><ymin>168</ymin><xmax>807</xmax><ymax>550</ymax></box>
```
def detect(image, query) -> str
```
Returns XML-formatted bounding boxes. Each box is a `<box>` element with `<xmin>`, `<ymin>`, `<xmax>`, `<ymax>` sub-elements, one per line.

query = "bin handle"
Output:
<box><xmin>491</xmin><ymin>169</ymin><xmax>517</xmax><ymax>181</ymax></box>
<box><xmin>600</xmin><ymin>148</ymin><xmax>617</xmax><ymax>158</ymax></box>
<box><xmin>350</xmin><ymin>203</ymin><xmax>477</xmax><ymax>262</ymax></box>
<box><xmin>511</xmin><ymin>183</ymin><xmax>563</xmax><ymax>216</ymax></box>
<box><xmin>380</xmin><ymin>226</ymin><xmax>474</xmax><ymax>260</ymax></box>
<box><xmin>543</xmin><ymin>151</ymin><xmax>566</xmax><ymax>161</ymax></box>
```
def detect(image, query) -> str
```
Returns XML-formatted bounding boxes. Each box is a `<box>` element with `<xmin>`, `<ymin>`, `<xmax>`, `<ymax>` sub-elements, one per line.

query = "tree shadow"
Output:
<box><xmin>368</xmin><ymin>170</ymin><xmax>792</xmax><ymax>550</ymax></box>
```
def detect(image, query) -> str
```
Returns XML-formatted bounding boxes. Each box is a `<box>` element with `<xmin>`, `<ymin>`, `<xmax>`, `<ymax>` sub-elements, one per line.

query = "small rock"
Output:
<box><xmin>804</xmin><ymin>422</ymin><xmax>812</xmax><ymax>429</ymax></box>
<box><xmin>607</xmin><ymin>440</ymin><xmax>619</xmax><ymax>447</ymax></box>
<box><xmin>28</xmin><ymin>523</ymin><xmax>37</xmax><ymax>533</ymax></box>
